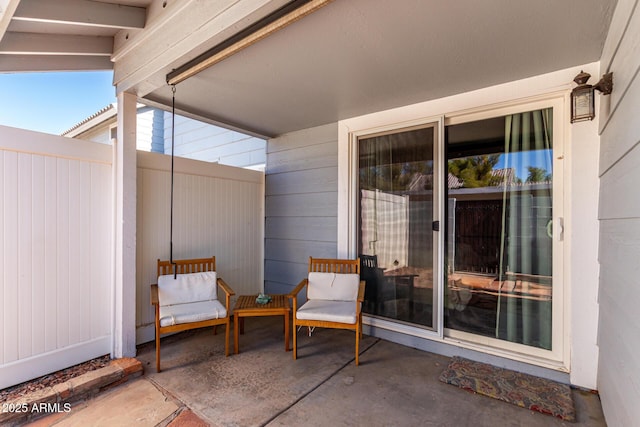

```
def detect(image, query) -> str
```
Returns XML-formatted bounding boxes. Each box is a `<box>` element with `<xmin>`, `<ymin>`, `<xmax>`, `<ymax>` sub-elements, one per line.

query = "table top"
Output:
<box><xmin>233</xmin><ymin>294</ymin><xmax>290</xmax><ymax>313</ymax></box>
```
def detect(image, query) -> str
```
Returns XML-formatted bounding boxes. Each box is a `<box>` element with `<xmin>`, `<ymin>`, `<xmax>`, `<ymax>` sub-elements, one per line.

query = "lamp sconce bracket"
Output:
<box><xmin>593</xmin><ymin>72</ymin><xmax>613</xmax><ymax>95</ymax></box>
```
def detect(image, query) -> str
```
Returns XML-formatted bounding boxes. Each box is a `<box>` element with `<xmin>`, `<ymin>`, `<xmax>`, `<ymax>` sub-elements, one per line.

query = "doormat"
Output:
<box><xmin>439</xmin><ymin>356</ymin><xmax>575</xmax><ymax>422</ymax></box>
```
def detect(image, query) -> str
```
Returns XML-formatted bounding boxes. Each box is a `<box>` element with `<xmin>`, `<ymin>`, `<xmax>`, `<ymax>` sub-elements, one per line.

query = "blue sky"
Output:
<box><xmin>494</xmin><ymin>149</ymin><xmax>553</xmax><ymax>180</ymax></box>
<box><xmin>0</xmin><ymin>71</ymin><xmax>116</xmax><ymax>135</ymax></box>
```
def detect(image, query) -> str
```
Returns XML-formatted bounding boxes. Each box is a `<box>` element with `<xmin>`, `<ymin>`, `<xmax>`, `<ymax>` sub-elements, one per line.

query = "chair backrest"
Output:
<box><xmin>360</xmin><ymin>254</ymin><xmax>382</xmax><ymax>283</ymax></box>
<box><xmin>308</xmin><ymin>257</ymin><xmax>360</xmax><ymax>274</ymax></box>
<box><xmin>360</xmin><ymin>254</ymin><xmax>377</xmax><ymax>270</ymax></box>
<box><xmin>156</xmin><ymin>257</ymin><xmax>218</xmax><ymax>306</ymax></box>
<box><xmin>307</xmin><ymin>257</ymin><xmax>360</xmax><ymax>301</ymax></box>
<box><xmin>157</xmin><ymin>256</ymin><xmax>216</xmax><ymax>277</ymax></box>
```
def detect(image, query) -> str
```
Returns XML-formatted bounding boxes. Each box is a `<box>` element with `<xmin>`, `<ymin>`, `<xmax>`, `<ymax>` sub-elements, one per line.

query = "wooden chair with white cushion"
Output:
<box><xmin>150</xmin><ymin>256</ymin><xmax>235</xmax><ymax>372</ymax></box>
<box><xmin>290</xmin><ymin>257</ymin><xmax>365</xmax><ymax>365</ymax></box>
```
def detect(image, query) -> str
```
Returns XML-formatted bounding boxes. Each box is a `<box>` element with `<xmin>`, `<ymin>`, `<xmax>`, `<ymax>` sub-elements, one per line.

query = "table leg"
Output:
<box><xmin>234</xmin><ymin>313</ymin><xmax>240</xmax><ymax>354</ymax></box>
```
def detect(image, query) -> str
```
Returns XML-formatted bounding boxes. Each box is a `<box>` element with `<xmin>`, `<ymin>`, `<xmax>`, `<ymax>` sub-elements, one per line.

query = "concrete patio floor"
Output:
<box><xmin>34</xmin><ymin>317</ymin><xmax>606</xmax><ymax>426</ymax></box>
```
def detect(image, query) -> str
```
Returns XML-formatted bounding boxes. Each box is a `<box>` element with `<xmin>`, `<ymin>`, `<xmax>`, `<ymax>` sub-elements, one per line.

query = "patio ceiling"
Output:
<box><xmin>0</xmin><ymin>0</ymin><xmax>151</xmax><ymax>72</ymax></box>
<box><xmin>132</xmin><ymin>0</ymin><xmax>618</xmax><ymax>138</ymax></box>
<box><xmin>0</xmin><ymin>0</ymin><xmax>616</xmax><ymax>138</ymax></box>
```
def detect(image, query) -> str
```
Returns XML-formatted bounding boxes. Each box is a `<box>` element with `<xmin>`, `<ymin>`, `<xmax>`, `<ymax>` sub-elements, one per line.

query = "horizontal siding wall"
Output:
<box><xmin>163</xmin><ymin>113</ymin><xmax>266</xmax><ymax>169</ymax></box>
<box><xmin>0</xmin><ymin>126</ymin><xmax>112</xmax><ymax>389</ymax></box>
<box><xmin>136</xmin><ymin>151</ymin><xmax>264</xmax><ymax>344</ymax></box>
<box><xmin>597</xmin><ymin>0</ymin><xmax>640</xmax><ymax>425</ymax></box>
<box><xmin>264</xmin><ymin>123</ymin><xmax>339</xmax><ymax>295</ymax></box>
<box><xmin>79</xmin><ymin>123</ymin><xmax>112</xmax><ymax>145</ymax></box>
<box><xmin>136</xmin><ymin>106</ymin><xmax>164</xmax><ymax>153</ymax></box>
<box><xmin>71</xmin><ymin>108</ymin><xmax>264</xmax><ymax>169</ymax></box>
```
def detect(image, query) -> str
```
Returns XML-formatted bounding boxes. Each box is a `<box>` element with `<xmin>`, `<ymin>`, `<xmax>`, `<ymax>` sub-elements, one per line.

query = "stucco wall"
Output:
<box><xmin>596</xmin><ymin>0</ymin><xmax>640</xmax><ymax>425</ymax></box>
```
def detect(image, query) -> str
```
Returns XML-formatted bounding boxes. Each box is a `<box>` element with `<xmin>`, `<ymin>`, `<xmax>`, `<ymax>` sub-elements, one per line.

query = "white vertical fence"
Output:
<box><xmin>0</xmin><ymin>127</ymin><xmax>265</xmax><ymax>388</ymax></box>
<box><xmin>0</xmin><ymin>126</ymin><xmax>113</xmax><ymax>389</ymax></box>
<box><xmin>135</xmin><ymin>151</ymin><xmax>264</xmax><ymax>343</ymax></box>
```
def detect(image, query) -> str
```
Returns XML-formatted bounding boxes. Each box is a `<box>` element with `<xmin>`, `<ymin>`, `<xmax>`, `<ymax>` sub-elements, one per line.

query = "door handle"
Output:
<box><xmin>547</xmin><ymin>218</ymin><xmax>563</xmax><ymax>241</ymax></box>
<box><xmin>557</xmin><ymin>217</ymin><xmax>564</xmax><ymax>241</ymax></box>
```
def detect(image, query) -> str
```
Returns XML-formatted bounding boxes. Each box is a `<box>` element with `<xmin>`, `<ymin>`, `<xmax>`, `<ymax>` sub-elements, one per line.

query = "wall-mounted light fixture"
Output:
<box><xmin>571</xmin><ymin>71</ymin><xmax>613</xmax><ymax>123</ymax></box>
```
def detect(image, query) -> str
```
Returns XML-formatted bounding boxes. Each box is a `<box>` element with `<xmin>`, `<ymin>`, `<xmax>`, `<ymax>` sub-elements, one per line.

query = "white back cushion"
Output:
<box><xmin>307</xmin><ymin>272</ymin><xmax>359</xmax><ymax>301</ymax></box>
<box><xmin>158</xmin><ymin>271</ymin><xmax>217</xmax><ymax>306</ymax></box>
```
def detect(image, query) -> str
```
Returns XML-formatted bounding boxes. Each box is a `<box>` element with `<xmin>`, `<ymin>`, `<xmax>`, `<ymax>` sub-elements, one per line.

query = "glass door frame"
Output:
<box><xmin>339</xmin><ymin>116</ymin><xmax>446</xmax><ymax>340</ymax></box>
<box><xmin>443</xmin><ymin>96</ymin><xmax>566</xmax><ymax>364</ymax></box>
<box><xmin>338</xmin><ymin>92</ymin><xmax>568</xmax><ymax>368</ymax></box>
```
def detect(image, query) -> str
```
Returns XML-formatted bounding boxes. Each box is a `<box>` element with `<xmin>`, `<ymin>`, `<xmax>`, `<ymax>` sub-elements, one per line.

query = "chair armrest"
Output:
<box><xmin>289</xmin><ymin>278</ymin><xmax>308</xmax><ymax>298</ymax></box>
<box><xmin>289</xmin><ymin>278</ymin><xmax>308</xmax><ymax>312</ymax></box>
<box><xmin>357</xmin><ymin>280</ymin><xmax>366</xmax><ymax>303</ymax></box>
<box><xmin>217</xmin><ymin>277</ymin><xmax>235</xmax><ymax>313</ymax></box>
<box><xmin>216</xmin><ymin>277</ymin><xmax>236</xmax><ymax>297</ymax></box>
<box><xmin>151</xmin><ymin>284</ymin><xmax>159</xmax><ymax>306</ymax></box>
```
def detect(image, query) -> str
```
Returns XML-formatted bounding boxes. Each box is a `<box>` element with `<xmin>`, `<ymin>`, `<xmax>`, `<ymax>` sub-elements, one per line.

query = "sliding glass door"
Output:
<box><xmin>445</xmin><ymin>107</ymin><xmax>555</xmax><ymax>350</ymax></box>
<box><xmin>357</xmin><ymin>124</ymin><xmax>437</xmax><ymax>329</ymax></box>
<box><xmin>347</xmin><ymin>100</ymin><xmax>563</xmax><ymax>361</ymax></box>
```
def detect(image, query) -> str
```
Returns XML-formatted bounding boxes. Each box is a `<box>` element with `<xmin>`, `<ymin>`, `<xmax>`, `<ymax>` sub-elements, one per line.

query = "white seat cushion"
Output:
<box><xmin>159</xmin><ymin>300</ymin><xmax>227</xmax><ymax>327</ymax></box>
<box><xmin>307</xmin><ymin>272</ymin><xmax>360</xmax><ymax>301</ymax></box>
<box><xmin>296</xmin><ymin>299</ymin><xmax>359</xmax><ymax>324</ymax></box>
<box><xmin>158</xmin><ymin>271</ymin><xmax>217</xmax><ymax>306</ymax></box>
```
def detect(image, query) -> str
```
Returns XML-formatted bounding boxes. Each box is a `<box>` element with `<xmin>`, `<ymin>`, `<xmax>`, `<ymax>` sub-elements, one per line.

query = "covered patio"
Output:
<box><xmin>34</xmin><ymin>318</ymin><xmax>606</xmax><ymax>426</ymax></box>
<box><xmin>1</xmin><ymin>0</ymin><xmax>639</xmax><ymax>426</ymax></box>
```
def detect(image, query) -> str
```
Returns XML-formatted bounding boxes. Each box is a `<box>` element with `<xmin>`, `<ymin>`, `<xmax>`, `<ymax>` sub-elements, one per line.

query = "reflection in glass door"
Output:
<box><xmin>357</xmin><ymin>125</ymin><xmax>436</xmax><ymax>328</ymax></box>
<box><xmin>445</xmin><ymin>108</ymin><xmax>554</xmax><ymax>350</ymax></box>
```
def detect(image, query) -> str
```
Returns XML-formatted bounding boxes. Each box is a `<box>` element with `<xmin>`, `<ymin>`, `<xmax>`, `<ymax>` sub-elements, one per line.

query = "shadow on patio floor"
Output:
<box><xmin>33</xmin><ymin>317</ymin><xmax>606</xmax><ymax>426</ymax></box>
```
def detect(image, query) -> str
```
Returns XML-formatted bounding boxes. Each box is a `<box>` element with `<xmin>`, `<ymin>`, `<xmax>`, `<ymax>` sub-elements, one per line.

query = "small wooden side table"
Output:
<box><xmin>233</xmin><ymin>294</ymin><xmax>290</xmax><ymax>354</ymax></box>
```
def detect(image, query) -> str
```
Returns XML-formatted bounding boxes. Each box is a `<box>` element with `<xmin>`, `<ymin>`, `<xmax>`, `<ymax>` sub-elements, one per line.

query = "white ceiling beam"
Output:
<box><xmin>112</xmin><ymin>0</ymin><xmax>290</xmax><ymax>97</ymax></box>
<box><xmin>13</xmin><ymin>0</ymin><xmax>145</xmax><ymax>29</ymax></box>
<box><xmin>141</xmin><ymin>95</ymin><xmax>271</xmax><ymax>140</ymax></box>
<box><xmin>167</xmin><ymin>0</ymin><xmax>334</xmax><ymax>85</ymax></box>
<box><xmin>0</xmin><ymin>31</ymin><xmax>112</xmax><ymax>55</ymax></box>
<box><xmin>0</xmin><ymin>0</ymin><xmax>21</xmax><ymax>41</ymax></box>
<box><xmin>0</xmin><ymin>53</ymin><xmax>112</xmax><ymax>72</ymax></box>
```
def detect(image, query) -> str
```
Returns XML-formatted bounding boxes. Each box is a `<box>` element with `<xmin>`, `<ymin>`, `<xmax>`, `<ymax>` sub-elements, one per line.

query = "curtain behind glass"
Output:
<box><xmin>358</xmin><ymin>127</ymin><xmax>435</xmax><ymax>327</ymax></box>
<box><xmin>496</xmin><ymin>108</ymin><xmax>553</xmax><ymax>349</ymax></box>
